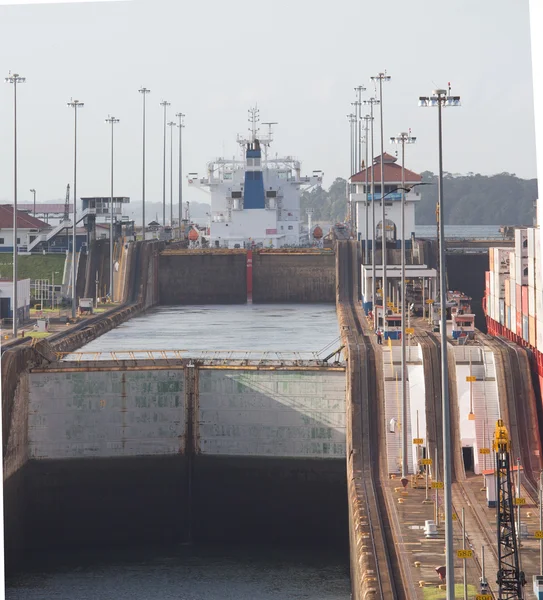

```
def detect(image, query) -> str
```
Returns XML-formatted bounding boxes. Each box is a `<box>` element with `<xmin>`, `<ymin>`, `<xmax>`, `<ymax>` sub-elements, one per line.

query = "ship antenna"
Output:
<box><xmin>262</xmin><ymin>122</ymin><xmax>278</xmax><ymax>167</ymax></box>
<box><xmin>248</xmin><ymin>106</ymin><xmax>260</xmax><ymax>142</ymax></box>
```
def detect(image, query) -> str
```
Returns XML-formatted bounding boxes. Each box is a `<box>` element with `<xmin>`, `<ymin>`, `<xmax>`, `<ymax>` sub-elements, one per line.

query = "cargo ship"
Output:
<box><xmin>187</xmin><ymin>107</ymin><xmax>323</xmax><ymax>249</ymax></box>
<box><xmin>483</xmin><ymin>4</ymin><xmax>543</xmax><ymax>401</ymax></box>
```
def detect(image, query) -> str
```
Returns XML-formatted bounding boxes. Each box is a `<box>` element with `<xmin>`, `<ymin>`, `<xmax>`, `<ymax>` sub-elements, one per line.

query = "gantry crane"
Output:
<box><xmin>494</xmin><ymin>419</ymin><xmax>526</xmax><ymax>598</ymax></box>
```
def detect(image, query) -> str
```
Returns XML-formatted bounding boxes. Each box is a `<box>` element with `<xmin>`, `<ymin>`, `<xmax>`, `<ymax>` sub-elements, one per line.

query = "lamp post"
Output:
<box><xmin>363</xmin><ymin>97</ymin><xmax>379</xmax><ymax>327</ymax></box>
<box><xmin>176</xmin><ymin>112</ymin><xmax>185</xmax><ymax>236</ymax></box>
<box><xmin>419</xmin><ymin>86</ymin><xmax>461</xmax><ymax>600</ymax></box>
<box><xmin>160</xmin><ymin>100</ymin><xmax>171</xmax><ymax>227</ymax></box>
<box><xmin>5</xmin><ymin>73</ymin><xmax>25</xmax><ymax>337</ymax></box>
<box><xmin>105</xmin><ymin>115</ymin><xmax>119</xmax><ymax>301</ymax></box>
<box><xmin>347</xmin><ymin>113</ymin><xmax>356</xmax><ymax>226</ymax></box>
<box><xmin>168</xmin><ymin>121</ymin><xmax>176</xmax><ymax>228</ymax></box>
<box><xmin>361</xmin><ymin>115</ymin><xmax>371</xmax><ymax>262</ymax></box>
<box><xmin>354</xmin><ymin>85</ymin><xmax>366</xmax><ymax>172</ymax></box>
<box><xmin>139</xmin><ymin>87</ymin><xmax>150</xmax><ymax>241</ymax></box>
<box><xmin>390</xmin><ymin>131</ymin><xmax>417</xmax><ymax>478</ymax></box>
<box><xmin>67</xmin><ymin>99</ymin><xmax>84</xmax><ymax>320</ymax></box>
<box><xmin>370</xmin><ymin>72</ymin><xmax>391</xmax><ymax>333</ymax></box>
<box><xmin>30</xmin><ymin>189</ymin><xmax>36</xmax><ymax>215</ymax></box>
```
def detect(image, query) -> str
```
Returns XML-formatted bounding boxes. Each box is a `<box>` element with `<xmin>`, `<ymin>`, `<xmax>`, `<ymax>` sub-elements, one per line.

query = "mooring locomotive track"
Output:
<box><xmin>337</xmin><ymin>240</ymin><xmax>406</xmax><ymax>600</ymax></box>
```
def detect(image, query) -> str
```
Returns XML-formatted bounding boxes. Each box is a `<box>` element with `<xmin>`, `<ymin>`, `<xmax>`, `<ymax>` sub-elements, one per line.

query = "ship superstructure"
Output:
<box><xmin>188</xmin><ymin>108</ymin><xmax>322</xmax><ymax>248</ymax></box>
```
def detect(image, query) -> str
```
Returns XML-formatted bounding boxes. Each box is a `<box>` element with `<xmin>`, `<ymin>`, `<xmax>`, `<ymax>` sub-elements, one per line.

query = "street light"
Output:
<box><xmin>105</xmin><ymin>115</ymin><xmax>119</xmax><ymax>301</ymax></box>
<box><xmin>160</xmin><ymin>100</ymin><xmax>171</xmax><ymax>227</ymax></box>
<box><xmin>67</xmin><ymin>98</ymin><xmax>84</xmax><ymax>320</ymax></box>
<box><xmin>30</xmin><ymin>189</ymin><xmax>36</xmax><ymax>215</ymax></box>
<box><xmin>419</xmin><ymin>85</ymin><xmax>461</xmax><ymax>600</ymax></box>
<box><xmin>354</xmin><ymin>85</ymin><xmax>366</xmax><ymax>173</ymax></box>
<box><xmin>390</xmin><ymin>131</ymin><xmax>417</xmax><ymax>479</ymax></box>
<box><xmin>5</xmin><ymin>72</ymin><xmax>25</xmax><ymax>337</ymax></box>
<box><xmin>361</xmin><ymin>115</ymin><xmax>371</xmax><ymax>261</ymax></box>
<box><xmin>370</xmin><ymin>72</ymin><xmax>391</xmax><ymax>334</ymax></box>
<box><xmin>167</xmin><ymin>121</ymin><xmax>176</xmax><ymax>228</ymax></box>
<box><xmin>139</xmin><ymin>87</ymin><xmax>150</xmax><ymax>241</ymax></box>
<box><xmin>176</xmin><ymin>112</ymin><xmax>185</xmax><ymax>236</ymax></box>
<box><xmin>346</xmin><ymin>113</ymin><xmax>356</xmax><ymax>226</ymax></box>
<box><xmin>363</xmin><ymin>97</ymin><xmax>379</xmax><ymax>327</ymax></box>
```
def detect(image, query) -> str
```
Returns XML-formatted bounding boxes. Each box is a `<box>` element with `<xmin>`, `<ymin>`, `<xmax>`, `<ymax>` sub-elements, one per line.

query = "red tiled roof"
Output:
<box><xmin>350</xmin><ymin>154</ymin><xmax>422</xmax><ymax>184</ymax></box>
<box><xmin>0</xmin><ymin>205</ymin><xmax>50</xmax><ymax>229</ymax></box>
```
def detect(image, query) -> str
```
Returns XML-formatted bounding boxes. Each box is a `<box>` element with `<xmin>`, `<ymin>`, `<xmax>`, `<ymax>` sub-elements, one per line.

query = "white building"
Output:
<box><xmin>0</xmin><ymin>278</ymin><xmax>31</xmax><ymax>322</ymax></box>
<box><xmin>349</xmin><ymin>152</ymin><xmax>422</xmax><ymax>251</ymax></box>
<box><xmin>0</xmin><ymin>205</ymin><xmax>51</xmax><ymax>252</ymax></box>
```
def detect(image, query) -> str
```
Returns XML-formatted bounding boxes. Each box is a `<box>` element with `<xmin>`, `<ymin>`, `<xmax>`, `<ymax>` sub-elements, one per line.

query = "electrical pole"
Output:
<box><xmin>176</xmin><ymin>112</ymin><xmax>185</xmax><ymax>236</ymax></box>
<box><xmin>105</xmin><ymin>115</ymin><xmax>119</xmax><ymax>301</ymax></box>
<box><xmin>160</xmin><ymin>100</ymin><xmax>170</xmax><ymax>227</ymax></box>
<box><xmin>139</xmin><ymin>87</ymin><xmax>150</xmax><ymax>241</ymax></box>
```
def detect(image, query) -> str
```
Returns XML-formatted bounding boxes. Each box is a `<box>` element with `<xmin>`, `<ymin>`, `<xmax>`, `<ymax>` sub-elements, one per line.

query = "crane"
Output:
<box><xmin>64</xmin><ymin>184</ymin><xmax>70</xmax><ymax>222</ymax></box>
<box><xmin>494</xmin><ymin>419</ymin><xmax>526</xmax><ymax>598</ymax></box>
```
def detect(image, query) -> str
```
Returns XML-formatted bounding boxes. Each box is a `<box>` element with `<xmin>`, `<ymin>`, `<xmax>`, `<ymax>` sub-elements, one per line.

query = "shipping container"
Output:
<box><xmin>517</xmin><ymin>284</ymin><xmax>523</xmax><ymax>312</ymax></box>
<box><xmin>537</xmin><ymin>287</ymin><xmax>543</xmax><ymax>317</ymax></box>
<box><xmin>489</xmin><ymin>248</ymin><xmax>494</xmax><ymax>269</ymax></box>
<box><xmin>529</xmin><ymin>315</ymin><xmax>536</xmax><ymax>347</ymax></box>
<box><xmin>537</xmin><ymin>319</ymin><xmax>543</xmax><ymax>352</ymax></box>
<box><xmin>523</xmin><ymin>315</ymin><xmax>529</xmax><ymax>342</ymax></box>
<box><xmin>495</xmin><ymin>248</ymin><xmax>511</xmax><ymax>274</ymax></box>
<box><xmin>505</xmin><ymin>279</ymin><xmax>511</xmax><ymax>307</ymax></box>
<box><xmin>528</xmin><ymin>255</ymin><xmax>536</xmax><ymax>288</ymax></box>
<box><xmin>485</xmin><ymin>271</ymin><xmax>490</xmax><ymax>297</ymax></box>
<box><xmin>499</xmin><ymin>299</ymin><xmax>505</xmax><ymax>325</ymax></box>
<box><xmin>529</xmin><ymin>285</ymin><xmax>537</xmax><ymax>317</ymax></box>
<box><xmin>528</xmin><ymin>227</ymin><xmax>537</xmax><ymax>260</ymax></box>
<box><xmin>509</xmin><ymin>251</ymin><xmax>516</xmax><ymax>280</ymax></box>
<box><xmin>506</xmin><ymin>306</ymin><xmax>511</xmax><ymax>330</ymax></box>
<box><xmin>515</xmin><ymin>228</ymin><xmax>528</xmax><ymax>258</ymax></box>
<box><xmin>515</xmin><ymin>255</ymin><xmax>529</xmax><ymax>285</ymax></box>
<box><xmin>517</xmin><ymin>310</ymin><xmax>523</xmax><ymax>337</ymax></box>
<box><xmin>522</xmin><ymin>286</ymin><xmax>529</xmax><ymax>316</ymax></box>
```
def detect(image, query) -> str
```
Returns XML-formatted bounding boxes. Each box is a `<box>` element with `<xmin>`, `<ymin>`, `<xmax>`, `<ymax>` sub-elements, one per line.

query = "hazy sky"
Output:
<box><xmin>0</xmin><ymin>0</ymin><xmax>536</xmax><ymax>213</ymax></box>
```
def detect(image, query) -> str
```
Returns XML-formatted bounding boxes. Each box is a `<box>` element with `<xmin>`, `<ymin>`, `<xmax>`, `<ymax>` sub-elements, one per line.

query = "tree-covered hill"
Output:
<box><xmin>301</xmin><ymin>172</ymin><xmax>537</xmax><ymax>227</ymax></box>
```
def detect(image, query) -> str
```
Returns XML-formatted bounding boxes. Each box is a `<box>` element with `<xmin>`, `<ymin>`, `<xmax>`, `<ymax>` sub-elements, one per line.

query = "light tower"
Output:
<box><xmin>176</xmin><ymin>112</ymin><xmax>185</xmax><ymax>235</ymax></box>
<box><xmin>390</xmin><ymin>130</ymin><xmax>416</xmax><ymax>478</ymax></box>
<box><xmin>160</xmin><ymin>100</ymin><xmax>171</xmax><ymax>226</ymax></box>
<box><xmin>105</xmin><ymin>115</ymin><xmax>119</xmax><ymax>301</ymax></box>
<box><xmin>67</xmin><ymin>98</ymin><xmax>84</xmax><ymax>319</ymax></box>
<box><xmin>363</xmin><ymin>96</ymin><xmax>380</xmax><ymax>325</ymax></box>
<box><xmin>139</xmin><ymin>87</ymin><xmax>150</xmax><ymax>239</ymax></box>
<box><xmin>419</xmin><ymin>85</ymin><xmax>460</xmax><ymax>600</ymax></box>
<box><xmin>370</xmin><ymin>72</ymin><xmax>391</xmax><ymax>333</ymax></box>
<box><xmin>168</xmin><ymin>120</ymin><xmax>176</xmax><ymax>227</ymax></box>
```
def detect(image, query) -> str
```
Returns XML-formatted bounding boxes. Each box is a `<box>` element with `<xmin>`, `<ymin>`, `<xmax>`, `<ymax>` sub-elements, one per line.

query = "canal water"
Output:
<box><xmin>6</xmin><ymin>544</ymin><xmax>351</xmax><ymax>599</ymax></box>
<box><xmin>70</xmin><ymin>304</ymin><xmax>340</xmax><ymax>358</ymax></box>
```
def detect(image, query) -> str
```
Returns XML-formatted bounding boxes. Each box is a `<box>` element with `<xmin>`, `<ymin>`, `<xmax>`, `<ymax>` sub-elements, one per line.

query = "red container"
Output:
<box><xmin>485</xmin><ymin>271</ymin><xmax>490</xmax><ymax>295</ymax></box>
<box><xmin>517</xmin><ymin>310</ymin><xmax>523</xmax><ymax>337</ymax></box>
<box><xmin>516</xmin><ymin>284</ymin><xmax>522</xmax><ymax>310</ymax></box>
<box><xmin>522</xmin><ymin>286</ymin><xmax>529</xmax><ymax>315</ymax></box>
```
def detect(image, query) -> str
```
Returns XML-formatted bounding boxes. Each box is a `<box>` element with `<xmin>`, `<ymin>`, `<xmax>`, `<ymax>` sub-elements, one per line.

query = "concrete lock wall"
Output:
<box><xmin>252</xmin><ymin>253</ymin><xmax>336</xmax><ymax>303</ymax></box>
<box><xmin>158</xmin><ymin>252</ymin><xmax>247</xmax><ymax>304</ymax></box>
<box><xmin>198</xmin><ymin>369</ymin><xmax>346</xmax><ymax>457</ymax></box>
<box><xmin>28</xmin><ymin>370</ymin><xmax>185</xmax><ymax>459</ymax></box>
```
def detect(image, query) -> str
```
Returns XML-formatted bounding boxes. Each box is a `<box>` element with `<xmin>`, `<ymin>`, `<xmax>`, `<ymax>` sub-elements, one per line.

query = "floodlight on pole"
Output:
<box><xmin>361</xmin><ymin>115</ymin><xmax>371</xmax><ymax>262</ymax></box>
<box><xmin>160</xmin><ymin>100</ymin><xmax>171</xmax><ymax>227</ymax></box>
<box><xmin>167</xmin><ymin>121</ymin><xmax>176</xmax><ymax>227</ymax></box>
<box><xmin>370</xmin><ymin>72</ymin><xmax>391</xmax><ymax>334</ymax></box>
<box><xmin>176</xmin><ymin>112</ymin><xmax>185</xmax><ymax>236</ymax></box>
<box><xmin>363</xmin><ymin>97</ymin><xmax>380</xmax><ymax>327</ymax></box>
<box><xmin>390</xmin><ymin>131</ymin><xmax>416</xmax><ymax>479</ymax></box>
<box><xmin>354</xmin><ymin>85</ymin><xmax>366</xmax><ymax>172</ymax></box>
<box><xmin>67</xmin><ymin>98</ymin><xmax>84</xmax><ymax>319</ymax></box>
<box><xmin>5</xmin><ymin>73</ymin><xmax>25</xmax><ymax>337</ymax></box>
<box><xmin>419</xmin><ymin>85</ymin><xmax>461</xmax><ymax>600</ymax></box>
<box><xmin>105</xmin><ymin>115</ymin><xmax>119</xmax><ymax>302</ymax></box>
<box><xmin>139</xmin><ymin>87</ymin><xmax>150</xmax><ymax>240</ymax></box>
<box><xmin>30</xmin><ymin>189</ymin><xmax>36</xmax><ymax>215</ymax></box>
<box><xmin>347</xmin><ymin>113</ymin><xmax>356</xmax><ymax>225</ymax></box>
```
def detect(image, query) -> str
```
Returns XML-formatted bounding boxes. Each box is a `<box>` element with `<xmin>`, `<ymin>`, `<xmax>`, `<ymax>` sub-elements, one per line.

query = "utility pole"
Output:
<box><xmin>168</xmin><ymin>120</ymin><xmax>175</xmax><ymax>228</ymax></box>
